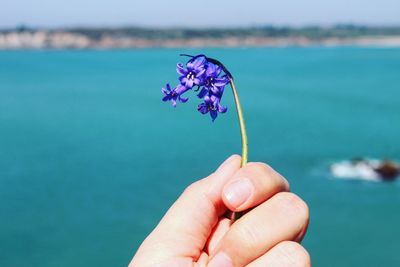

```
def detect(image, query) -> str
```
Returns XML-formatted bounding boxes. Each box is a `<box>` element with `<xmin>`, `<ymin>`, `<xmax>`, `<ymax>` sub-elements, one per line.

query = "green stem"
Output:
<box><xmin>229</xmin><ymin>78</ymin><xmax>248</xmax><ymax>167</ymax></box>
<box><xmin>229</xmin><ymin>78</ymin><xmax>248</xmax><ymax>221</ymax></box>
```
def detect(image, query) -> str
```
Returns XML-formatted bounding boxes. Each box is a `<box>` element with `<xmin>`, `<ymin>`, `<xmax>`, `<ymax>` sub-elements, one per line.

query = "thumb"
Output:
<box><xmin>131</xmin><ymin>155</ymin><xmax>241</xmax><ymax>266</ymax></box>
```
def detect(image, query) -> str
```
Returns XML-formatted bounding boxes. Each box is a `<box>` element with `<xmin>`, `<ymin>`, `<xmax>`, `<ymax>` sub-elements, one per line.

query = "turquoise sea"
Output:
<box><xmin>0</xmin><ymin>48</ymin><xmax>399</xmax><ymax>266</ymax></box>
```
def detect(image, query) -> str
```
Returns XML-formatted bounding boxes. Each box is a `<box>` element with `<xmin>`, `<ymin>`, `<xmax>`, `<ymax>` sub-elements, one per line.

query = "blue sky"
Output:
<box><xmin>1</xmin><ymin>0</ymin><xmax>399</xmax><ymax>28</ymax></box>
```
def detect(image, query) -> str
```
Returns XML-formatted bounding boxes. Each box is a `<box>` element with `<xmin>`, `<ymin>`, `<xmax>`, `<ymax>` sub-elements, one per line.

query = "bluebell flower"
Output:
<box><xmin>162</xmin><ymin>54</ymin><xmax>231</xmax><ymax>121</ymax></box>
<box><xmin>162</xmin><ymin>83</ymin><xmax>189</xmax><ymax>107</ymax></box>
<box><xmin>197</xmin><ymin>62</ymin><xmax>229</xmax><ymax>99</ymax></box>
<box><xmin>197</xmin><ymin>95</ymin><xmax>227</xmax><ymax>122</ymax></box>
<box><xmin>177</xmin><ymin>56</ymin><xmax>206</xmax><ymax>89</ymax></box>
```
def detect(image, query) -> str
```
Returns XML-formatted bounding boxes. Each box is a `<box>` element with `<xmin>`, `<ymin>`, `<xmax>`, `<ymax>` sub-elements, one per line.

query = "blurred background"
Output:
<box><xmin>1</xmin><ymin>1</ymin><xmax>400</xmax><ymax>266</ymax></box>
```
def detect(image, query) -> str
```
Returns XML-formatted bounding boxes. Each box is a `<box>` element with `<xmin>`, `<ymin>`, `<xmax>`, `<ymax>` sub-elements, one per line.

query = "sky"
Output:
<box><xmin>1</xmin><ymin>0</ymin><xmax>400</xmax><ymax>28</ymax></box>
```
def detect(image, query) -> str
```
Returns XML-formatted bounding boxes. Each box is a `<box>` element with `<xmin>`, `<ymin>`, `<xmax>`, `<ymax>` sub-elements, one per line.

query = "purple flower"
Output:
<box><xmin>162</xmin><ymin>54</ymin><xmax>232</xmax><ymax>121</ymax></box>
<box><xmin>162</xmin><ymin>83</ymin><xmax>189</xmax><ymax>107</ymax></box>
<box><xmin>160</xmin><ymin>54</ymin><xmax>248</xmax><ymax>167</ymax></box>
<box><xmin>197</xmin><ymin>95</ymin><xmax>227</xmax><ymax>122</ymax></box>
<box><xmin>197</xmin><ymin>62</ymin><xmax>229</xmax><ymax>98</ymax></box>
<box><xmin>177</xmin><ymin>56</ymin><xmax>206</xmax><ymax>88</ymax></box>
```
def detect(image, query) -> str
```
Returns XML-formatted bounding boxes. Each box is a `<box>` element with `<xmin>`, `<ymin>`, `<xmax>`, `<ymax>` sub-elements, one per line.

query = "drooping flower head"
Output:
<box><xmin>162</xmin><ymin>83</ymin><xmax>189</xmax><ymax>107</ymax></box>
<box><xmin>177</xmin><ymin>56</ymin><xmax>206</xmax><ymax>89</ymax></box>
<box><xmin>161</xmin><ymin>53</ymin><xmax>249</xmax><ymax>175</ymax></box>
<box><xmin>161</xmin><ymin>54</ymin><xmax>231</xmax><ymax>121</ymax></box>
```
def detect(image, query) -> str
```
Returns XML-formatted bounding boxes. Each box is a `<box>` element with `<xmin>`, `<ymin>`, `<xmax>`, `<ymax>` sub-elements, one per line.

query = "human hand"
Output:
<box><xmin>129</xmin><ymin>155</ymin><xmax>310</xmax><ymax>267</ymax></box>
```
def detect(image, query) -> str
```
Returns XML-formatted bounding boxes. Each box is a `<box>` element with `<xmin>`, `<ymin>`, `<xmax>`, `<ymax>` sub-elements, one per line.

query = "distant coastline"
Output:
<box><xmin>1</xmin><ymin>25</ymin><xmax>400</xmax><ymax>49</ymax></box>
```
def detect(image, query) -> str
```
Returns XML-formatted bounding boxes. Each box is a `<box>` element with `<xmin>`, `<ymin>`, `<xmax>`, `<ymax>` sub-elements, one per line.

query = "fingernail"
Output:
<box><xmin>208</xmin><ymin>252</ymin><xmax>233</xmax><ymax>267</ymax></box>
<box><xmin>224</xmin><ymin>178</ymin><xmax>253</xmax><ymax>208</ymax></box>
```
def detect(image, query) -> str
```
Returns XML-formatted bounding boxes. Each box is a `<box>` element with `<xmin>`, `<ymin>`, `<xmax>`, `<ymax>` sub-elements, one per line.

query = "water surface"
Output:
<box><xmin>0</xmin><ymin>48</ymin><xmax>399</xmax><ymax>266</ymax></box>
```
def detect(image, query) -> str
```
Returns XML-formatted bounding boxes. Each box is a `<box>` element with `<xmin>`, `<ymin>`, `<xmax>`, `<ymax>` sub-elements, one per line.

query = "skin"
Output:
<box><xmin>129</xmin><ymin>155</ymin><xmax>311</xmax><ymax>267</ymax></box>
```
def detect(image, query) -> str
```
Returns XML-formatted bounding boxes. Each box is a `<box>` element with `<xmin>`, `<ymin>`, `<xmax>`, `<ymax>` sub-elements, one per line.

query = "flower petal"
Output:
<box><xmin>194</xmin><ymin>78</ymin><xmax>202</xmax><ymax>85</ymax></box>
<box><xmin>203</xmin><ymin>95</ymin><xmax>212</xmax><ymax>104</ymax></box>
<box><xmin>196</xmin><ymin>68</ymin><xmax>206</xmax><ymax>77</ymax></box>
<box><xmin>179</xmin><ymin>96</ymin><xmax>189</xmax><ymax>103</ymax></box>
<box><xmin>176</xmin><ymin>63</ymin><xmax>187</xmax><ymax>76</ymax></box>
<box><xmin>197</xmin><ymin>87</ymin><xmax>209</xmax><ymax>99</ymax></box>
<box><xmin>175</xmin><ymin>84</ymin><xmax>189</xmax><ymax>95</ymax></box>
<box><xmin>206</xmin><ymin>62</ymin><xmax>216</xmax><ymax>76</ymax></box>
<box><xmin>214</xmin><ymin>78</ymin><xmax>229</xmax><ymax>87</ymax></box>
<box><xmin>185</xmin><ymin>79</ymin><xmax>194</xmax><ymax>88</ymax></box>
<box><xmin>171</xmin><ymin>99</ymin><xmax>177</xmax><ymax>107</ymax></box>
<box><xmin>192</xmin><ymin>56</ymin><xmax>206</xmax><ymax>69</ymax></box>
<box><xmin>218</xmin><ymin>104</ymin><xmax>227</xmax><ymax>113</ymax></box>
<box><xmin>186</xmin><ymin>61</ymin><xmax>194</xmax><ymax>69</ymax></box>
<box><xmin>215</xmin><ymin>65</ymin><xmax>222</xmax><ymax>76</ymax></box>
<box><xmin>210</xmin><ymin>110</ymin><xmax>218</xmax><ymax>121</ymax></box>
<box><xmin>210</xmin><ymin>94</ymin><xmax>219</xmax><ymax>104</ymax></box>
<box><xmin>197</xmin><ymin>103</ymin><xmax>208</xmax><ymax>114</ymax></box>
<box><xmin>210</xmin><ymin>85</ymin><xmax>220</xmax><ymax>95</ymax></box>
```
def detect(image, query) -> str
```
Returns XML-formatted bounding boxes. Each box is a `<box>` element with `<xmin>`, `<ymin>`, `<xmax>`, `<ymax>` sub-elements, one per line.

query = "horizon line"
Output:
<box><xmin>2</xmin><ymin>22</ymin><xmax>400</xmax><ymax>31</ymax></box>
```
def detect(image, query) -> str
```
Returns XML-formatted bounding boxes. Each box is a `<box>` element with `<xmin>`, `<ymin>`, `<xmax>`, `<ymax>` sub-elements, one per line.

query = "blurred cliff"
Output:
<box><xmin>1</xmin><ymin>25</ymin><xmax>400</xmax><ymax>49</ymax></box>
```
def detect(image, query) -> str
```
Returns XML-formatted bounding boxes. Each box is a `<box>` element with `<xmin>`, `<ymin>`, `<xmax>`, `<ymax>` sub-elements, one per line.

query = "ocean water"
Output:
<box><xmin>0</xmin><ymin>48</ymin><xmax>399</xmax><ymax>267</ymax></box>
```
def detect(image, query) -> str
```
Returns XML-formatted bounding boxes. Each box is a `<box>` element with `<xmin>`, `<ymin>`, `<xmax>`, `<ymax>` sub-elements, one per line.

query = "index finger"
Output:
<box><xmin>130</xmin><ymin>155</ymin><xmax>241</xmax><ymax>266</ymax></box>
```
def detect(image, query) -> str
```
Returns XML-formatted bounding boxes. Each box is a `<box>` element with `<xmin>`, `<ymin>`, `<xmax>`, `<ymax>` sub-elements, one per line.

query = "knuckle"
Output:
<box><xmin>232</xmin><ymin>222</ymin><xmax>260</xmax><ymax>251</ymax></box>
<box><xmin>247</xmin><ymin>162</ymin><xmax>289</xmax><ymax>191</ymax></box>
<box><xmin>272</xmin><ymin>173</ymin><xmax>290</xmax><ymax>193</ymax></box>
<box><xmin>250</xmin><ymin>162</ymin><xmax>274</xmax><ymax>176</ymax></box>
<box><xmin>183</xmin><ymin>180</ymin><xmax>203</xmax><ymax>195</ymax></box>
<box><xmin>276</xmin><ymin>192</ymin><xmax>309</xmax><ymax>222</ymax></box>
<box><xmin>279</xmin><ymin>241</ymin><xmax>311</xmax><ymax>266</ymax></box>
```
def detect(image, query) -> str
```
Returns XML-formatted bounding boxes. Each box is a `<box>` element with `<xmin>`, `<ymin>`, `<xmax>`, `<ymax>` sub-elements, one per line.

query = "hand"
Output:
<box><xmin>129</xmin><ymin>155</ymin><xmax>310</xmax><ymax>267</ymax></box>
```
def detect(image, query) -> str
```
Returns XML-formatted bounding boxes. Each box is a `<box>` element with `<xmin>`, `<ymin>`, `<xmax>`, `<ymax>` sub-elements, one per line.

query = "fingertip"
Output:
<box><xmin>222</xmin><ymin>178</ymin><xmax>254</xmax><ymax>211</ymax></box>
<box><xmin>216</xmin><ymin>154</ymin><xmax>241</xmax><ymax>173</ymax></box>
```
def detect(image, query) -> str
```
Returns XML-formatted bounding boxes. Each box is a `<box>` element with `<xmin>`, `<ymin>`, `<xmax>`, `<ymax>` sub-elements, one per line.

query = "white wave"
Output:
<box><xmin>330</xmin><ymin>159</ymin><xmax>382</xmax><ymax>182</ymax></box>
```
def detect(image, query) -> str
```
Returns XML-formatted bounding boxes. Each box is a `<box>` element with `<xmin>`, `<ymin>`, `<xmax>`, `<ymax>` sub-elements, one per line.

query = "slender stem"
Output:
<box><xmin>229</xmin><ymin>78</ymin><xmax>248</xmax><ymax>221</ymax></box>
<box><xmin>229</xmin><ymin>78</ymin><xmax>248</xmax><ymax>167</ymax></box>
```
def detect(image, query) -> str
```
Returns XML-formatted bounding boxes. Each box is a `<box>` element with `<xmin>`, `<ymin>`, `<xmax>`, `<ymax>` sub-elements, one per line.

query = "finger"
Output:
<box><xmin>246</xmin><ymin>241</ymin><xmax>311</xmax><ymax>267</ymax></box>
<box><xmin>130</xmin><ymin>155</ymin><xmax>241</xmax><ymax>266</ymax></box>
<box><xmin>208</xmin><ymin>192</ymin><xmax>309</xmax><ymax>267</ymax></box>
<box><xmin>206</xmin><ymin>218</ymin><xmax>231</xmax><ymax>255</ymax></box>
<box><xmin>222</xmin><ymin>162</ymin><xmax>290</xmax><ymax>211</ymax></box>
